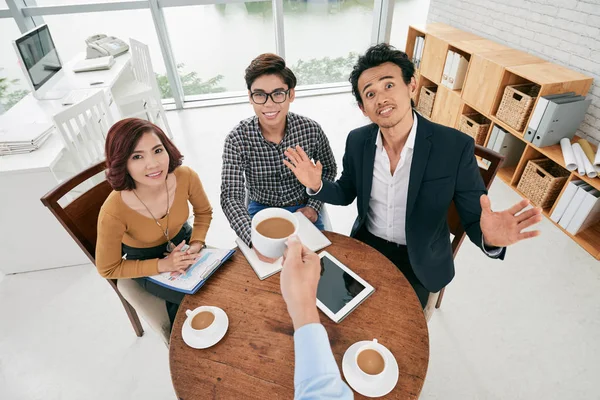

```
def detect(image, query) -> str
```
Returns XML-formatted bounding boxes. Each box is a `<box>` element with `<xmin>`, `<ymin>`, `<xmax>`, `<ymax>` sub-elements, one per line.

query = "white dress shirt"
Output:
<box><xmin>365</xmin><ymin>116</ymin><xmax>418</xmax><ymax>245</ymax></box>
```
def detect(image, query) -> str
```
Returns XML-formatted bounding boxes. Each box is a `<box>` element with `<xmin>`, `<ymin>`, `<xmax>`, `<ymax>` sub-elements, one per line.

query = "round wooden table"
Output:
<box><xmin>170</xmin><ymin>232</ymin><xmax>429</xmax><ymax>399</ymax></box>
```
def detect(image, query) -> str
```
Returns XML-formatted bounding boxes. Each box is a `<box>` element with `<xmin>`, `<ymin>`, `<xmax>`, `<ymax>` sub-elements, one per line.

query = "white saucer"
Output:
<box><xmin>181</xmin><ymin>307</ymin><xmax>229</xmax><ymax>349</ymax></box>
<box><xmin>342</xmin><ymin>341</ymin><xmax>399</xmax><ymax>398</ymax></box>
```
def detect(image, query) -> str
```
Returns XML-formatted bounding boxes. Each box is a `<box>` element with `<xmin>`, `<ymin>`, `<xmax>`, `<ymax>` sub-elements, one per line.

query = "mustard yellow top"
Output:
<box><xmin>95</xmin><ymin>166</ymin><xmax>213</xmax><ymax>279</ymax></box>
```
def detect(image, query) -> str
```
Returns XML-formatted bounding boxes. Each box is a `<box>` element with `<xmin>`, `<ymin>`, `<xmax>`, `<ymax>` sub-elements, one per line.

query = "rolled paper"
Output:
<box><xmin>560</xmin><ymin>138</ymin><xmax>577</xmax><ymax>171</ymax></box>
<box><xmin>572</xmin><ymin>143</ymin><xmax>587</xmax><ymax>176</ymax></box>
<box><xmin>595</xmin><ymin>143</ymin><xmax>600</xmax><ymax>168</ymax></box>
<box><xmin>578</xmin><ymin>139</ymin><xmax>596</xmax><ymax>164</ymax></box>
<box><xmin>573</xmin><ymin>143</ymin><xmax>597</xmax><ymax>178</ymax></box>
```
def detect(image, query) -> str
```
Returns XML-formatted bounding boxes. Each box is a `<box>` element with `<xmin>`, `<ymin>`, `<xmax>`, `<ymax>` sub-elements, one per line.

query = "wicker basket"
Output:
<box><xmin>496</xmin><ymin>83</ymin><xmax>540</xmax><ymax>131</ymax></box>
<box><xmin>459</xmin><ymin>114</ymin><xmax>490</xmax><ymax>146</ymax></box>
<box><xmin>416</xmin><ymin>86</ymin><xmax>437</xmax><ymax>118</ymax></box>
<box><xmin>516</xmin><ymin>159</ymin><xmax>570</xmax><ymax>209</ymax></box>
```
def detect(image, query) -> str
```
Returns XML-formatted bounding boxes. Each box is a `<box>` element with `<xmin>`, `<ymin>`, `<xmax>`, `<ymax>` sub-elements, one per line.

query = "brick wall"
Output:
<box><xmin>427</xmin><ymin>0</ymin><xmax>600</xmax><ymax>143</ymax></box>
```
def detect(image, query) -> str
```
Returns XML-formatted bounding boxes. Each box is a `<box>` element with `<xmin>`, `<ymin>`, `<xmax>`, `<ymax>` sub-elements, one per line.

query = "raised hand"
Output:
<box><xmin>283</xmin><ymin>145</ymin><xmax>323</xmax><ymax>192</ymax></box>
<box><xmin>480</xmin><ymin>195</ymin><xmax>542</xmax><ymax>247</ymax></box>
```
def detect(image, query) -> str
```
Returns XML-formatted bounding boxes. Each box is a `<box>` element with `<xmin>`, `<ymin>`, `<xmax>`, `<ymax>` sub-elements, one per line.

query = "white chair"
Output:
<box><xmin>112</xmin><ymin>38</ymin><xmax>172</xmax><ymax>138</ymax></box>
<box><xmin>321</xmin><ymin>204</ymin><xmax>333</xmax><ymax>231</ymax></box>
<box><xmin>53</xmin><ymin>89</ymin><xmax>114</xmax><ymax>171</ymax></box>
<box><xmin>117</xmin><ymin>278</ymin><xmax>171</xmax><ymax>346</ymax></box>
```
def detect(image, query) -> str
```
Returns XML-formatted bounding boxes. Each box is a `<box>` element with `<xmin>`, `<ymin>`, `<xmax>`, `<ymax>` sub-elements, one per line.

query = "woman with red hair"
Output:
<box><xmin>96</xmin><ymin>118</ymin><xmax>212</xmax><ymax>327</ymax></box>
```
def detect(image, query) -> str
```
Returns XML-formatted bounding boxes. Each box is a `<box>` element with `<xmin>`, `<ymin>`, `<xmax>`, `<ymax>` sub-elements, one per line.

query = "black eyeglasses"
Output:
<box><xmin>251</xmin><ymin>89</ymin><xmax>290</xmax><ymax>105</ymax></box>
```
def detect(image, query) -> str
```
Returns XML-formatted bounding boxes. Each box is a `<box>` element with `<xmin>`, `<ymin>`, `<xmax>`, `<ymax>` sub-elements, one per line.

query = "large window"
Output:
<box><xmin>163</xmin><ymin>2</ymin><xmax>275</xmax><ymax>97</ymax></box>
<box><xmin>283</xmin><ymin>0</ymin><xmax>374</xmax><ymax>86</ymax></box>
<box><xmin>0</xmin><ymin>0</ymin><xmax>422</xmax><ymax>107</ymax></box>
<box><xmin>389</xmin><ymin>0</ymin><xmax>430</xmax><ymax>52</ymax></box>
<box><xmin>41</xmin><ymin>9</ymin><xmax>171</xmax><ymax>96</ymax></box>
<box><xmin>27</xmin><ymin>0</ymin><xmax>129</xmax><ymax>5</ymax></box>
<box><xmin>0</xmin><ymin>19</ymin><xmax>31</xmax><ymax>113</ymax></box>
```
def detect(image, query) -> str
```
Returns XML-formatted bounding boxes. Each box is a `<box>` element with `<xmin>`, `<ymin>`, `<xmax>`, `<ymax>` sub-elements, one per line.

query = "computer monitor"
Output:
<box><xmin>13</xmin><ymin>24</ymin><xmax>65</xmax><ymax>98</ymax></box>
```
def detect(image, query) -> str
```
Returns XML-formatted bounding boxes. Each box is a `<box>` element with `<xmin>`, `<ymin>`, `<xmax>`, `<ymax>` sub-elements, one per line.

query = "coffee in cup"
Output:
<box><xmin>191</xmin><ymin>311</ymin><xmax>215</xmax><ymax>330</ymax></box>
<box><xmin>251</xmin><ymin>208</ymin><xmax>299</xmax><ymax>259</ymax></box>
<box><xmin>256</xmin><ymin>217</ymin><xmax>295</xmax><ymax>239</ymax></box>
<box><xmin>354</xmin><ymin>339</ymin><xmax>389</xmax><ymax>379</ymax></box>
<box><xmin>357</xmin><ymin>348</ymin><xmax>385</xmax><ymax>375</ymax></box>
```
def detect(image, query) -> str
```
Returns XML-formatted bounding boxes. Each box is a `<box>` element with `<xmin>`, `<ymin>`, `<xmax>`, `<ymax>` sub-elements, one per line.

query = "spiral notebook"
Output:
<box><xmin>146</xmin><ymin>247</ymin><xmax>235</xmax><ymax>294</ymax></box>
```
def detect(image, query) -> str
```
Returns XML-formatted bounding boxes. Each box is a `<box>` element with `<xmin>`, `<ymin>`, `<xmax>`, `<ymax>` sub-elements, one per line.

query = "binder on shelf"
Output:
<box><xmin>492</xmin><ymin>126</ymin><xmax>506</xmax><ymax>153</ymax></box>
<box><xmin>532</xmin><ymin>97</ymin><xmax>592</xmax><ymax>147</ymax></box>
<box><xmin>420</xmin><ymin>37</ymin><xmax>425</xmax><ymax>67</ymax></box>
<box><xmin>566</xmin><ymin>188</ymin><xmax>600</xmax><ymax>235</ymax></box>
<box><xmin>447</xmin><ymin>53</ymin><xmax>469</xmax><ymax>90</ymax></box>
<box><xmin>495</xmin><ymin>129</ymin><xmax>527</xmax><ymax>168</ymax></box>
<box><xmin>550</xmin><ymin>180</ymin><xmax>586</xmax><ymax>222</ymax></box>
<box><xmin>441</xmin><ymin>50</ymin><xmax>455</xmax><ymax>87</ymax></box>
<box><xmin>525</xmin><ymin>92</ymin><xmax>576</xmax><ymax>142</ymax></box>
<box><xmin>559</xmin><ymin>184</ymin><xmax>594</xmax><ymax>229</ymax></box>
<box><xmin>413</xmin><ymin>36</ymin><xmax>424</xmax><ymax>68</ymax></box>
<box><xmin>487</xmin><ymin>125</ymin><xmax>500</xmax><ymax>150</ymax></box>
<box><xmin>412</xmin><ymin>36</ymin><xmax>420</xmax><ymax>64</ymax></box>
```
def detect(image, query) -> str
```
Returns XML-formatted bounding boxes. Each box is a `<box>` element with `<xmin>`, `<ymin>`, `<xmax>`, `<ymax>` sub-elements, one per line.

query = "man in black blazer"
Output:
<box><xmin>284</xmin><ymin>44</ymin><xmax>542</xmax><ymax>308</ymax></box>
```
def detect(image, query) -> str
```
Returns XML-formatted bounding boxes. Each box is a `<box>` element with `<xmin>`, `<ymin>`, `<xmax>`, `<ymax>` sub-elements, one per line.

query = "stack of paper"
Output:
<box><xmin>236</xmin><ymin>211</ymin><xmax>332</xmax><ymax>280</ymax></box>
<box><xmin>0</xmin><ymin>122</ymin><xmax>54</xmax><ymax>156</ymax></box>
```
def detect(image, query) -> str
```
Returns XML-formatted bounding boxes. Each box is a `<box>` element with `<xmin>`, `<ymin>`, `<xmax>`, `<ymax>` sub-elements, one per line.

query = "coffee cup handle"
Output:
<box><xmin>372</xmin><ymin>338</ymin><xmax>378</xmax><ymax>344</ymax></box>
<box><xmin>185</xmin><ymin>309</ymin><xmax>193</xmax><ymax>317</ymax></box>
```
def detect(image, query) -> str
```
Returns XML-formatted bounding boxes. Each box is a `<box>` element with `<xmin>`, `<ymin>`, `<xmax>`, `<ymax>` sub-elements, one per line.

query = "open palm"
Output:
<box><xmin>480</xmin><ymin>195</ymin><xmax>542</xmax><ymax>247</ymax></box>
<box><xmin>283</xmin><ymin>145</ymin><xmax>323</xmax><ymax>192</ymax></box>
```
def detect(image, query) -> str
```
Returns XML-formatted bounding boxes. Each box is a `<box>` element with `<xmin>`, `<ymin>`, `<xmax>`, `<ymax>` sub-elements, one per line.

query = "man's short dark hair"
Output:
<box><xmin>349</xmin><ymin>43</ymin><xmax>415</xmax><ymax>107</ymax></box>
<box><xmin>245</xmin><ymin>53</ymin><xmax>297</xmax><ymax>91</ymax></box>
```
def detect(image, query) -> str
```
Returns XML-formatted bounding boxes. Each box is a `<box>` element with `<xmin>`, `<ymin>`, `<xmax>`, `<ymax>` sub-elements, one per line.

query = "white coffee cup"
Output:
<box><xmin>251</xmin><ymin>208</ymin><xmax>299</xmax><ymax>259</ymax></box>
<box><xmin>184</xmin><ymin>306</ymin><xmax>220</xmax><ymax>338</ymax></box>
<box><xmin>354</xmin><ymin>339</ymin><xmax>389</xmax><ymax>380</ymax></box>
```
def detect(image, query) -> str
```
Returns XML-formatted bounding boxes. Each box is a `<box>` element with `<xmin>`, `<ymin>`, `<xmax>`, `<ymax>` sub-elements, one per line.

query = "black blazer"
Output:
<box><xmin>313</xmin><ymin>113</ymin><xmax>505</xmax><ymax>292</ymax></box>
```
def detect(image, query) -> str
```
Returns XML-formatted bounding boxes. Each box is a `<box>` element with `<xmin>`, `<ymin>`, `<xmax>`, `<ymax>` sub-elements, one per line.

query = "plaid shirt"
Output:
<box><xmin>221</xmin><ymin>112</ymin><xmax>337</xmax><ymax>246</ymax></box>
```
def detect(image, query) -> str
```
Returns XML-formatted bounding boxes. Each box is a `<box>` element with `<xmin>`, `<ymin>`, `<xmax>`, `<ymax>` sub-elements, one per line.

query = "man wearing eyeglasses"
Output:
<box><xmin>221</xmin><ymin>53</ymin><xmax>337</xmax><ymax>262</ymax></box>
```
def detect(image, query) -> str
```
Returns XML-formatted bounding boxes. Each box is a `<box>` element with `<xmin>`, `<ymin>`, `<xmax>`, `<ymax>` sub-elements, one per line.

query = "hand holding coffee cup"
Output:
<box><xmin>251</xmin><ymin>208</ymin><xmax>299</xmax><ymax>260</ymax></box>
<box><xmin>280</xmin><ymin>235</ymin><xmax>321</xmax><ymax>331</ymax></box>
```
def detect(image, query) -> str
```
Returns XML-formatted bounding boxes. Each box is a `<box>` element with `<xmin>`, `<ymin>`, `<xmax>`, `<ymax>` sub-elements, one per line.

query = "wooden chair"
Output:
<box><xmin>40</xmin><ymin>161</ymin><xmax>169</xmax><ymax>341</ymax></box>
<box><xmin>425</xmin><ymin>144</ymin><xmax>505</xmax><ymax>318</ymax></box>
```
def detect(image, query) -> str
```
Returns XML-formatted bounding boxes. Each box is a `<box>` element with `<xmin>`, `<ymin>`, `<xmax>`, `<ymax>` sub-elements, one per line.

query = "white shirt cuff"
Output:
<box><xmin>306</xmin><ymin>181</ymin><xmax>323</xmax><ymax>196</ymax></box>
<box><xmin>482</xmin><ymin>234</ymin><xmax>503</xmax><ymax>257</ymax></box>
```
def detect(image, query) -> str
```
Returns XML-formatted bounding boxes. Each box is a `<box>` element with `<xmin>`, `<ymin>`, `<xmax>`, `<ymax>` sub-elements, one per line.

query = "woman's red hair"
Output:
<box><xmin>105</xmin><ymin>118</ymin><xmax>182</xmax><ymax>190</ymax></box>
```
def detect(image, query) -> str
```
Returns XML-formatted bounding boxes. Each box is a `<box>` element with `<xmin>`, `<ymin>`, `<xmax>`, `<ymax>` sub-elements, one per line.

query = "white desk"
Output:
<box><xmin>0</xmin><ymin>53</ymin><xmax>132</xmax><ymax>274</ymax></box>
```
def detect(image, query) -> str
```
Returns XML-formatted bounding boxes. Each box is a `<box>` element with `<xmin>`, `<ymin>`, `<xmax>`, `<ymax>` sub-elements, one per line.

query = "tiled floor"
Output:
<box><xmin>1</xmin><ymin>93</ymin><xmax>599</xmax><ymax>399</ymax></box>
